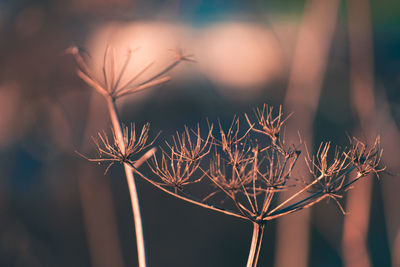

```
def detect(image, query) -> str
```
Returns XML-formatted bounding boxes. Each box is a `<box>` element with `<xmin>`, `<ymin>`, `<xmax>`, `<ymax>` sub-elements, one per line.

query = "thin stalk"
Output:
<box><xmin>106</xmin><ymin>96</ymin><xmax>147</xmax><ymax>267</ymax></box>
<box><xmin>132</xmin><ymin>166</ymin><xmax>249</xmax><ymax>220</ymax></box>
<box><xmin>246</xmin><ymin>223</ymin><xmax>265</xmax><ymax>267</ymax></box>
<box><xmin>268</xmin><ymin>173</ymin><xmax>324</xmax><ymax>215</ymax></box>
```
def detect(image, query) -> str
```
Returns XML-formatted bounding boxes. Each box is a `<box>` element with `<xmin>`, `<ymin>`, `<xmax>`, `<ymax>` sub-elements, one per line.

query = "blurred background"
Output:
<box><xmin>0</xmin><ymin>0</ymin><xmax>399</xmax><ymax>266</ymax></box>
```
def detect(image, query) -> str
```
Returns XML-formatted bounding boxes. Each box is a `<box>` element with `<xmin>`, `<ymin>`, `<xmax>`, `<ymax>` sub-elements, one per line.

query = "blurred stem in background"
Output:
<box><xmin>78</xmin><ymin>94</ymin><xmax>125</xmax><ymax>267</ymax></box>
<box><xmin>343</xmin><ymin>0</ymin><xmax>375</xmax><ymax>266</ymax></box>
<box><xmin>360</xmin><ymin>2</ymin><xmax>400</xmax><ymax>266</ymax></box>
<box><xmin>275</xmin><ymin>0</ymin><xmax>340</xmax><ymax>266</ymax></box>
<box><xmin>378</xmin><ymin>93</ymin><xmax>400</xmax><ymax>266</ymax></box>
<box><xmin>78</xmin><ymin>167</ymin><xmax>125</xmax><ymax>267</ymax></box>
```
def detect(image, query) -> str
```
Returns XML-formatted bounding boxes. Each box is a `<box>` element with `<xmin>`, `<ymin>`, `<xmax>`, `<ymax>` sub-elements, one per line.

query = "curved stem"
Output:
<box><xmin>106</xmin><ymin>97</ymin><xmax>147</xmax><ymax>267</ymax></box>
<box><xmin>246</xmin><ymin>223</ymin><xmax>265</xmax><ymax>267</ymax></box>
<box><xmin>132</xmin><ymin>166</ymin><xmax>248</xmax><ymax>220</ymax></box>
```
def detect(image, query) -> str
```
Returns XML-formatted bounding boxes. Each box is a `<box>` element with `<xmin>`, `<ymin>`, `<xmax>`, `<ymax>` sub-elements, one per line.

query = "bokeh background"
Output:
<box><xmin>0</xmin><ymin>0</ymin><xmax>399</xmax><ymax>266</ymax></box>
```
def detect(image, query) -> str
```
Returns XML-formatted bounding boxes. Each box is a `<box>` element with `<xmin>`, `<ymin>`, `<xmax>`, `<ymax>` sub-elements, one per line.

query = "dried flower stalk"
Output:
<box><xmin>90</xmin><ymin>103</ymin><xmax>384</xmax><ymax>267</ymax></box>
<box><xmin>70</xmin><ymin>45</ymin><xmax>188</xmax><ymax>267</ymax></box>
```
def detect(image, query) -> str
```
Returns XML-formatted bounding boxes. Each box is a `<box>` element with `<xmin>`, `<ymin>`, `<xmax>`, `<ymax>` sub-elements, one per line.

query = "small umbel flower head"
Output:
<box><xmin>209</xmin><ymin>151</ymin><xmax>253</xmax><ymax>195</ymax></box>
<box><xmin>87</xmin><ymin>123</ymin><xmax>157</xmax><ymax>173</ymax></box>
<box><xmin>305</xmin><ymin>142</ymin><xmax>350</xmax><ymax>179</ymax></box>
<box><xmin>166</xmin><ymin>124</ymin><xmax>213</xmax><ymax>163</ymax></box>
<box><xmin>347</xmin><ymin>136</ymin><xmax>384</xmax><ymax>177</ymax></box>
<box><xmin>246</xmin><ymin>104</ymin><xmax>291</xmax><ymax>141</ymax></box>
<box><xmin>149</xmin><ymin>146</ymin><xmax>204</xmax><ymax>190</ymax></box>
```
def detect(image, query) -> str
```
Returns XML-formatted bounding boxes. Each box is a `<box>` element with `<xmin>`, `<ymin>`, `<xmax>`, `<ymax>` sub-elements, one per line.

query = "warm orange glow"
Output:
<box><xmin>196</xmin><ymin>22</ymin><xmax>283</xmax><ymax>90</ymax></box>
<box><xmin>85</xmin><ymin>21</ymin><xmax>191</xmax><ymax>105</ymax></box>
<box><xmin>88</xmin><ymin>22</ymin><xmax>190</xmax><ymax>81</ymax></box>
<box><xmin>86</xmin><ymin>21</ymin><xmax>285</xmax><ymax>102</ymax></box>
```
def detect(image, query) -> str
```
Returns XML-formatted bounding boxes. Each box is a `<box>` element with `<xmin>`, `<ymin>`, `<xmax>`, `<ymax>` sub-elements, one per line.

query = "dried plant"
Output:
<box><xmin>70</xmin><ymin>45</ymin><xmax>189</xmax><ymax>267</ymax></box>
<box><xmin>81</xmin><ymin>123</ymin><xmax>158</xmax><ymax>174</ymax></box>
<box><xmin>347</xmin><ymin>136</ymin><xmax>384</xmax><ymax>177</ymax></box>
<box><xmin>90</xmin><ymin>103</ymin><xmax>384</xmax><ymax>267</ymax></box>
<box><xmin>245</xmin><ymin>105</ymin><xmax>291</xmax><ymax>140</ymax></box>
<box><xmin>68</xmin><ymin>46</ymin><xmax>193</xmax><ymax>100</ymax></box>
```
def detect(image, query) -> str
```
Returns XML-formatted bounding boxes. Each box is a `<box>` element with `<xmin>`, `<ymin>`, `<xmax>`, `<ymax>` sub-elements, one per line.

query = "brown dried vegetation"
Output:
<box><xmin>89</xmin><ymin>104</ymin><xmax>384</xmax><ymax>223</ymax></box>
<box><xmin>85</xmin><ymin>103</ymin><xmax>384</xmax><ymax>267</ymax></box>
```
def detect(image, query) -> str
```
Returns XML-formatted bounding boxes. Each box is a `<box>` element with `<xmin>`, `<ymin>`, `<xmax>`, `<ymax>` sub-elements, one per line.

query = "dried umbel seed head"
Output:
<box><xmin>122</xmin><ymin>123</ymin><xmax>158</xmax><ymax>160</ymax></box>
<box><xmin>347</xmin><ymin>136</ymin><xmax>384</xmax><ymax>177</ymax></box>
<box><xmin>148</xmin><ymin>125</ymin><xmax>212</xmax><ymax>190</ymax></box>
<box><xmin>303</xmin><ymin>142</ymin><xmax>352</xmax><ymax>214</ymax></box>
<box><xmin>149</xmin><ymin>147</ymin><xmax>204</xmax><ymax>190</ymax></box>
<box><xmin>144</xmin><ymin>112</ymin><xmax>305</xmax><ymax>221</ymax></box>
<box><xmin>300</xmin><ymin>137</ymin><xmax>385</xmax><ymax>215</ymax></box>
<box><xmin>246</xmin><ymin>104</ymin><xmax>291</xmax><ymax>141</ymax></box>
<box><xmin>84</xmin><ymin>123</ymin><xmax>157</xmax><ymax>173</ymax></box>
<box><xmin>212</xmin><ymin>116</ymin><xmax>252</xmax><ymax>153</ymax></box>
<box><xmin>305</xmin><ymin>142</ymin><xmax>351</xmax><ymax>180</ymax></box>
<box><xmin>166</xmin><ymin>124</ymin><xmax>213</xmax><ymax>163</ymax></box>
<box><xmin>209</xmin><ymin>151</ymin><xmax>254</xmax><ymax>195</ymax></box>
<box><xmin>257</xmin><ymin>144</ymin><xmax>300</xmax><ymax>190</ymax></box>
<box><xmin>97</xmin><ymin>104</ymin><xmax>385</xmax><ymax>224</ymax></box>
<box><xmin>67</xmin><ymin>45</ymin><xmax>190</xmax><ymax>100</ymax></box>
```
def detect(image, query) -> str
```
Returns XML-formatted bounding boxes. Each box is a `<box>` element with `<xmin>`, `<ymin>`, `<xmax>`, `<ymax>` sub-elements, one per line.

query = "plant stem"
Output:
<box><xmin>246</xmin><ymin>223</ymin><xmax>265</xmax><ymax>267</ymax></box>
<box><xmin>106</xmin><ymin>97</ymin><xmax>147</xmax><ymax>267</ymax></box>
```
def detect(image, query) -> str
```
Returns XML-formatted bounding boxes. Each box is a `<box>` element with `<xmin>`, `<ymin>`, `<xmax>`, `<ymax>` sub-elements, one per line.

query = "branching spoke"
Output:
<box><xmin>132</xmin><ymin>166</ymin><xmax>248</xmax><ymax>220</ymax></box>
